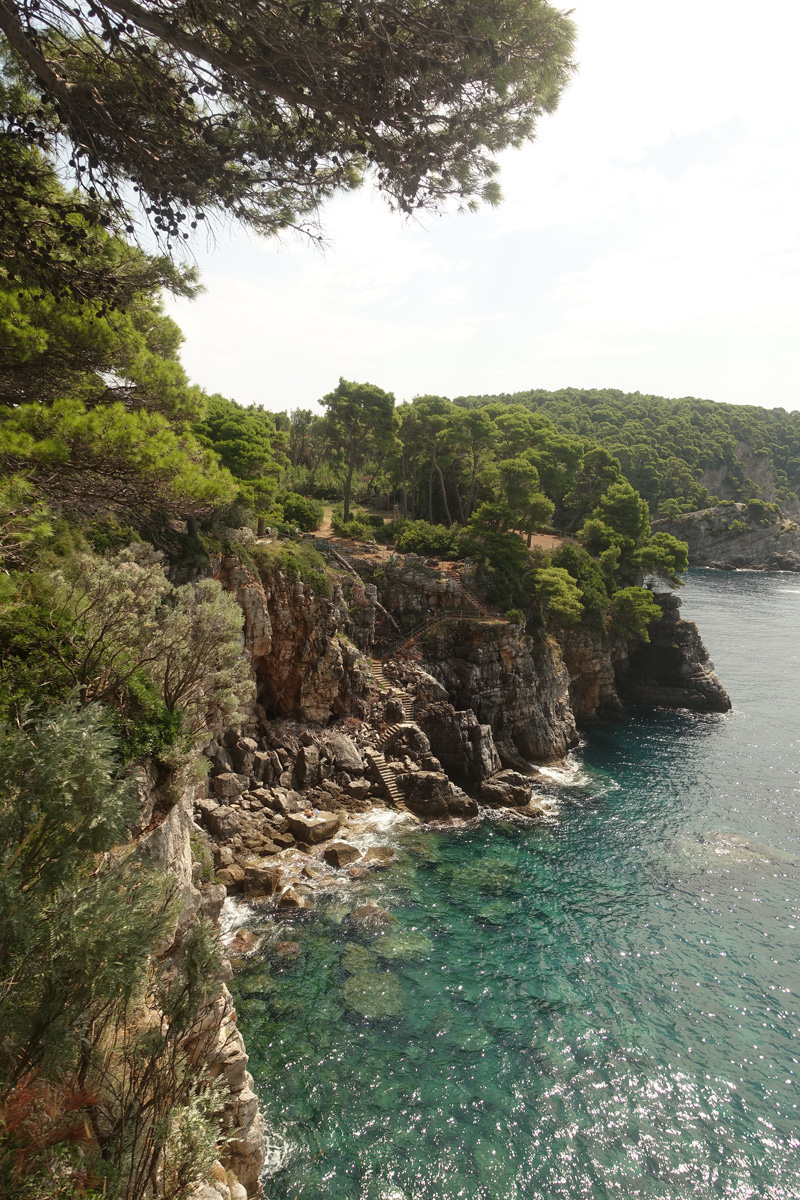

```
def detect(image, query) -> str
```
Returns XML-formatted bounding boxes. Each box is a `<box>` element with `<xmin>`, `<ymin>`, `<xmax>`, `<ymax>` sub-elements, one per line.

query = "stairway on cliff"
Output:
<box><xmin>363</xmin><ymin>746</ymin><xmax>414</xmax><ymax>815</ymax></box>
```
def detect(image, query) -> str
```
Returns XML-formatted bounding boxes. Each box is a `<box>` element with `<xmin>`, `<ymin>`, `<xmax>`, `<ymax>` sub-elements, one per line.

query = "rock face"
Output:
<box><xmin>214</xmin><ymin>555</ymin><xmax>372</xmax><ymax>722</ymax></box>
<box><xmin>654</xmin><ymin>504</ymin><xmax>800</xmax><ymax>572</ymax></box>
<box><xmin>557</xmin><ymin>625</ymin><xmax>625</xmax><ymax>722</ymax></box>
<box><xmin>398</xmin><ymin>769</ymin><xmax>479</xmax><ymax>820</ymax></box>
<box><xmin>414</xmin><ymin>703</ymin><xmax>501</xmax><ymax>788</ymax></box>
<box><xmin>615</xmin><ymin>592</ymin><xmax>731</xmax><ymax>712</ymax></box>
<box><xmin>420</xmin><ymin>619</ymin><xmax>579</xmax><ymax>764</ymax></box>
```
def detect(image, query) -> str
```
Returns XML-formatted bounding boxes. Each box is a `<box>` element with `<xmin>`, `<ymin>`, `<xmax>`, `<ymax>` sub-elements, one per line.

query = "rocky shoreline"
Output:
<box><xmin>654</xmin><ymin>503</ymin><xmax>800</xmax><ymax>572</ymax></box>
<box><xmin>146</xmin><ymin>543</ymin><xmax>732</xmax><ymax>1197</ymax></box>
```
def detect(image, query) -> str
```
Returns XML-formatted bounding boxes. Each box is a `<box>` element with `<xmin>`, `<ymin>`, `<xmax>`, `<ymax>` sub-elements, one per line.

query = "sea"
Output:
<box><xmin>230</xmin><ymin>568</ymin><xmax>800</xmax><ymax>1200</ymax></box>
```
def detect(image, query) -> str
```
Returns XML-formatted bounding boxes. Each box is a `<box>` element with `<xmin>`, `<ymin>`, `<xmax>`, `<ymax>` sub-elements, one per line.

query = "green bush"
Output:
<box><xmin>607</xmin><ymin>587</ymin><xmax>662</xmax><ymax>642</ymax></box>
<box><xmin>550</xmin><ymin>542</ymin><xmax>610</xmax><ymax>630</ymax></box>
<box><xmin>728</xmin><ymin>519</ymin><xmax>747</xmax><ymax>535</ymax></box>
<box><xmin>523</xmin><ymin>566</ymin><xmax>583</xmax><ymax>626</ymax></box>
<box><xmin>281</xmin><ymin>492</ymin><xmax>324</xmax><ymax>532</ymax></box>
<box><xmin>395</xmin><ymin>520</ymin><xmax>458</xmax><ymax>558</ymax></box>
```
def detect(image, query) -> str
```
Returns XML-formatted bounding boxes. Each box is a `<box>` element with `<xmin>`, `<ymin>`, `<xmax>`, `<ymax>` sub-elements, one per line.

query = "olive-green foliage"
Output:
<box><xmin>459</xmin><ymin>387</ymin><xmax>800</xmax><ymax>510</ymax></box>
<box><xmin>193</xmin><ymin>393</ymin><xmax>286</xmax><ymax>521</ymax></box>
<box><xmin>395</xmin><ymin>520</ymin><xmax>459</xmax><ymax>558</ymax></box>
<box><xmin>282</xmin><ymin>492</ymin><xmax>323</xmax><ymax>532</ymax></box>
<box><xmin>0</xmin><ymin>704</ymin><xmax>171</xmax><ymax>1075</ymax></box>
<box><xmin>459</xmin><ymin>522</ymin><xmax>529</xmax><ymax>610</ymax></box>
<box><xmin>330</xmin><ymin>505</ymin><xmax>376</xmax><ymax>542</ymax></box>
<box><xmin>550</xmin><ymin>543</ymin><xmax>610</xmax><ymax>630</ymax></box>
<box><xmin>0</xmin><ymin>474</ymin><xmax>52</xmax><ymax>570</ymax></box>
<box><xmin>745</xmin><ymin>498</ymin><xmax>779</xmax><ymax>523</ymax></box>
<box><xmin>0</xmin><ymin>162</ymin><xmax>234</xmax><ymax>525</ymax></box>
<box><xmin>1</xmin><ymin>0</ymin><xmax>575</xmax><ymax>247</ymax></box>
<box><xmin>321</xmin><ymin>379</ymin><xmax>397</xmax><ymax>523</ymax></box>
<box><xmin>0</xmin><ymin>546</ymin><xmax>253</xmax><ymax>751</ymax></box>
<box><xmin>0</xmin><ymin>704</ymin><xmax>228</xmax><ymax>1197</ymax></box>
<box><xmin>523</xmin><ymin>566</ymin><xmax>583</xmax><ymax>626</ymax></box>
<box><xmin>607</xmin><ymin>587</ymin><xmax>662</xmax><ymax>642</ymax></box>
<box><xmin>633</xmin><ymin>532</ymin><xmax>689</xmax><ymax>588</ymax></box>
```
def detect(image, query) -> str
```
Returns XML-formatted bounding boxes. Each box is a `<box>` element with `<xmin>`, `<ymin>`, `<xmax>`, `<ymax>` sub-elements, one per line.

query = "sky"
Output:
<box><xmin>163</xmin><ymin>0</ymin><xmax>800</xmax><ymax>416</ymax></box>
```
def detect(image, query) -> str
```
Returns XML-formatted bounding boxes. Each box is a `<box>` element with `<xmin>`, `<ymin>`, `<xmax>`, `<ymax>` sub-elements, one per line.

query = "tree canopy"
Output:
<box><xmin>0</xmin><ymin>0</ymin><xmax>575</xmax><ymax>246</ymax></box>
<box><xmin>456</xmin><ymin>386</ymin><xmax>800</xmax><ymax>512</ymax></box>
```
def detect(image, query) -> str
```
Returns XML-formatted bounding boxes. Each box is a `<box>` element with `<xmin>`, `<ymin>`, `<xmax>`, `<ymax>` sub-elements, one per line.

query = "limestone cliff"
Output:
<box><xmin>614</xmin><ymin>592</ymin><xmax>731</xmax><ymax>712</ymax></box>
<box><xmin>415</xmin><ymin>619</ymin><xmax>578</xmax><ymax>766</ymax></box>
<box><xmin>654</xmin><ymin>504</ymin><xmax>800</xmax><ymax>572</ymax></box>
<box><xmin>212</xmin><ymin>551</ymin><xmax>373</xmax><ymax>722</ymax></box>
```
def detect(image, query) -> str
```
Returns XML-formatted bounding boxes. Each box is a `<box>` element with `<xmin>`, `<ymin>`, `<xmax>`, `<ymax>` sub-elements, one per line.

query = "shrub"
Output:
<box><xmin>607</xmin><ymin>587</ymin><xmax>662</xmax><ymax>642</ymax></box>
<box><xmin>395</xmin><ymin>520</ymin><xmax>458</xmax><ymax>558</ymax></box>
<box><xmin>281</xmin><ymin>492</ymin><xmax>323</xmax><ymax>532</ymax></box>
<box><xmin>523</xmin><ymin>567</ymin><xmax>583</xmax><ymax>626</ymax></box>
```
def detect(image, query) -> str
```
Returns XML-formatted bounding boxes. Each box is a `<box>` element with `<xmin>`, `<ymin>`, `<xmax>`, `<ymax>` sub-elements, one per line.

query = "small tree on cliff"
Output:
<box><xmin>320</xmin><ymin>379</ymin><xmax>396</xmax><ymax>523</ymax></box>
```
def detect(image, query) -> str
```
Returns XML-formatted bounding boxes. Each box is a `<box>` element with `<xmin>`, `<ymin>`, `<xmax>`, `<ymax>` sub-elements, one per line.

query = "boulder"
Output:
<box><xmin>232</xmin><ymin>737</ymin><xmax>258</xmax><ymax>776</ymax></box>
<box><xmin>212</xmin><ymin>747</ymin><xmax>234</xmax><ymax>775</ymax></box>
<box><xmin>324</xmin><ymin>841</ymin><xmax>362</xmax><ymax>868</ymax></box>
<box><xmin>322</xmin><ymin>732</ymin><xmax>364</xmax><ymax>775</ymax></box>
<box><xmin>243</xmin><ymin>864</ymin><xmax>282</xmax><ymax>900</ymax></box>
<box><xmin>342</xmin><ymin>777</ymin><xmax>371</xmax><ymax>801</ymax></box>
<box><xmin>212</xmin><ymin>772</ymin><xmax>250</xmax><ymax>799</ymax></box>
<box><xmin>286</xmin><ymin>811</ymin><xmax>341</xmax><ymax>844</ymax></box>
<box><xmin>216</xmin><ymin>864</ymin><xmax>245</xmax><ymax>893</ymax></box>
<box><xmin>213</xmin><ymin>844</ymin><xmax>235</xmax><ymax>869</ymax></box>
<box><xmin>252</xmin><ymin>750</ymin><xmax>272</xmax><ymax>782</ymax></box>
<box><xmin>479</xmin><ymin>769</ymin><xmax>533</xmax><ymax>807</ymax></box>
<box><xmin>295</xmin><ymin>743</ymin><xmax>321</xmax><ymax>786</ymax></box>
<box><xmin>198</xmin><ymin>882</ymin><xmax>227</xmax><ymax>923</ymax></box>
<box><xmin>195</xmin><ymin>797</ymin><xmax>220</xmax><ymax>822</ymax></box>
<box><xmin>402</xmin><ymin>771</ymin><xmax>479</xmax><ymax>821</ymax></box>
<box><xmin>206</xmin><ymin>806</ymin><xmax>242</xmax><ymax>840</ymax></box>
<box><xmin>384</xmin><ymin>697</ymin><xmax>406</xmax><ymax>724</ymax></box>
<box><xmin>228</xmin><ymin>929</ymin><xmax>260</xmax><ymax>956</ymax></box>
<box><xmin>276</xmin><ymin>887</ymin><xmax>313</xmax><ymax>911</ymax></box>
<box><xmin>270</xmin><ymin>831</ymin><xmax>296</xmax><ymax>849</ymax></box>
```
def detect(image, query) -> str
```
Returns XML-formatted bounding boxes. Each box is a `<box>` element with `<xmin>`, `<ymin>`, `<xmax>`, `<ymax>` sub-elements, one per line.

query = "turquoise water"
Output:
<box><xmin>232</xmin><ymin>570</ymin><xmax>800</xmax><ymax>1199</ymax></box>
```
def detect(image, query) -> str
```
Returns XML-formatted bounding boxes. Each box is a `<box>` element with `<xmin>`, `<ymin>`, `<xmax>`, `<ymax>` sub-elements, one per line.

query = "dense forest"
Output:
<box><xmin>455</xmin><ymin>388</ymin><xmax>800</xmax><ymax>513</ymax></box>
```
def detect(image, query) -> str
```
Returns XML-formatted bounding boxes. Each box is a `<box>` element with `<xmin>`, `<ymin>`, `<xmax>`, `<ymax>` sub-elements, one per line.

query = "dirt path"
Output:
<box><xmin>314</xmin><ymin>504</ymin><xmax>334</xmax><ymax>538</ymax></box>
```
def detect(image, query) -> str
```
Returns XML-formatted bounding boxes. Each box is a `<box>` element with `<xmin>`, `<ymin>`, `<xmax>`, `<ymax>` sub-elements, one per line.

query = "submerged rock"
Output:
<box><xmin>348</xmin><ymin>903</ymin><xmax>397</xmax><ymax>929</ymax></box>
<box><xmin>361</xmin><ymin>846</ymin><xmax>397</xmax><ymax>868</ymax></box>
<box><xmin>342</xmin><ymin>971</ymin><xmax>404</xmax><ymax>1019</ymax></box>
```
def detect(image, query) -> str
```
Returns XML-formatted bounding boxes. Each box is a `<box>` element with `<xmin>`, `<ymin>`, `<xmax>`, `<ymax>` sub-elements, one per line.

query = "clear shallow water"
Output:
<box><xmin>232</xmin><ymin>570</ymin><xmax>800</xmax><ymax>1199</ymax></box>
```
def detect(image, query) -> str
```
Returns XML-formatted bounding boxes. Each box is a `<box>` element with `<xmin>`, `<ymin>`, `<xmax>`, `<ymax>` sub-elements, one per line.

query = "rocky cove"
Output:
<box><xmin>136</xmin><ymin>541</ymin><xmax>732</xmax><ymax>1199</ymax></box>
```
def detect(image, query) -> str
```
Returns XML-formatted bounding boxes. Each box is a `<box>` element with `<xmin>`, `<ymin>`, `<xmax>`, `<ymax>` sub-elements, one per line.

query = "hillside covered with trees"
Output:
<box><xmin>454</xmin><ymin>387</ymin><xmax>800</xmax><ymax>515</ymax></box>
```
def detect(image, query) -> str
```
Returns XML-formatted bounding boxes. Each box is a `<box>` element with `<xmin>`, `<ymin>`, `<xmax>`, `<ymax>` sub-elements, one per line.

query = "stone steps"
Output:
<box><xmin>459</xmin><ymin>583</ymin><xmax>491</xmax><ymax>618</ymax></box>
<box><xmin>370</xmin><ymin>658</ymin><xmax>417</xmax><ymax>728</ymax></box>
<box><xmin>363</xmin><ymin>747</ymin><xmax>412</xmax><ymax>814</ymax></box>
